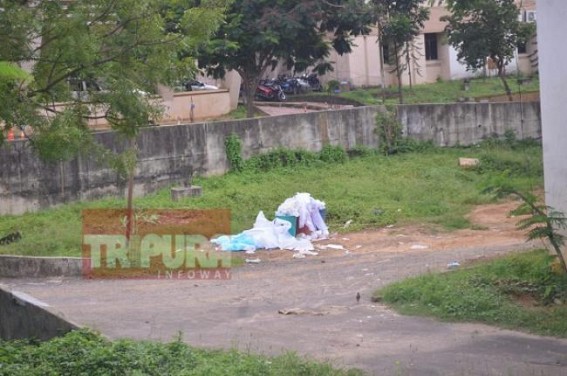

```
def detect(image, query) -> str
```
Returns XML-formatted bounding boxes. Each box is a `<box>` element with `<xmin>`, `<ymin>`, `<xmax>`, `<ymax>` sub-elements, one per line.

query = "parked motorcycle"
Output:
<box><xmin>276</xmin><ymin>75</ymin><xmax>302</xmax><ymax>95</ymax></box>
<box><xmin>255</xmin><ymin>79</ymin><xmax>286</xmax><ymax>101</ymax></box>
<box><xmin>302</xmin><ymin>73</ymin><xmax>322</xmax><ymax>92</ymax></box>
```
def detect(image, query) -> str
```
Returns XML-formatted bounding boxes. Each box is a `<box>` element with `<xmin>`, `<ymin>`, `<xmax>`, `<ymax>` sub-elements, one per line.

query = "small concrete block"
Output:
<box><xmin>189</xmin><ymin>186</ymin><xmax>202</xmax><ymax>197</ymax></box>
<box><xmin>171</xmin><ymin>186</ymin><xmax>202</xmax><ymax>201</ymax></box>
<box><xmin>458</xmin><ymin>158</ymin><xmax>480</xmax><ymax>168</ymax></box>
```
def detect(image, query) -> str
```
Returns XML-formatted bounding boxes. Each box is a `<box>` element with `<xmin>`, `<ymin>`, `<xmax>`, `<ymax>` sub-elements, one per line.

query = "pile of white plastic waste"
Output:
<box><xmin>276</xmin><ymin>192</ymin><xmax>329</xmax><ymax>240</ymax></box>
<box><xmin>211</xmin><ymin>193</ymin><xmax>328</xmax><ymax>256</ymax></box>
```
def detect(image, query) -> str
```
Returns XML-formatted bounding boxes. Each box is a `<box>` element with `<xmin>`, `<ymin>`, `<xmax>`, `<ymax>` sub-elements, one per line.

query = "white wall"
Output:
<box><xmin>538</xmin><ymin>1</ymin><xmax>567</xmax><ymax>217</ymax></box>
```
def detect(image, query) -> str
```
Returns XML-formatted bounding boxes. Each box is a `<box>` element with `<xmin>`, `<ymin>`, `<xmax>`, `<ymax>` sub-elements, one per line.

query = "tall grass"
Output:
<box><xmin>375</xmin><ymin>250</ymin><xmax>567</xmax><ymax>337</ymax></box>
<box><xmin>0</xmin><ymin>329</ymin><xmax>363</xmax><ymax>376</ymax></box>
<box><xmin>0</xmin><ymin>140</ymin><xmax>542</xmax><ymax>256</ymax></box>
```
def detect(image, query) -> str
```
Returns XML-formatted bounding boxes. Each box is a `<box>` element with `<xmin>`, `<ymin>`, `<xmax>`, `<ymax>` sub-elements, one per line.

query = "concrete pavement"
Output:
<box><xmin>2</xmin><ymin>241</ymin><xmax>567</xmax><ymax>376</ymax></box>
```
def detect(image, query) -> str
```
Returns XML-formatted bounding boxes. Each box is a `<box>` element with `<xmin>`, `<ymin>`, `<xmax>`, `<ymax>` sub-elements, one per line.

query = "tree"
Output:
<box><xmin>0</xmin><ymin>0</ymin><xmax>226</xmax><ymax>241</ymax></box>
<box><xmin>441</xmin><ymin>0</ymin><xmax>535</xmax><ymax>101</ymax></box>
<box><xmin>370</xmin><ymin>0</ymin><xmax>429</xmax><ymax>104</ymax></box>
<box><xmin>197</xmin><ymin>0</ymin><xmax>373</xmax><ymax>117</ymax></box>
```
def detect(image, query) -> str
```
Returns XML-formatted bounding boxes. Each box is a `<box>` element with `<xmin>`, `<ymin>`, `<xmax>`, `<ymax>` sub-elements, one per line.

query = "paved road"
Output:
<box><xmin>2</xmin><ymin>240</ymin><xmax>567</xmax><ymax>376</ymax></box>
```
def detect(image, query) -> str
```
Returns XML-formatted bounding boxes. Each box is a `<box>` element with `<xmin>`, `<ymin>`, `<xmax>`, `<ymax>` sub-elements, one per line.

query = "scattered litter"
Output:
<box><xmin>355</xmin><ymin>245</ymin><xmax>362</xmax><ymax>249</ymax></box>
<box><xmin>245</xmin><ymin>249</ymin><xmax>256</xmax><ymax>254</ymax></box>
<box><xmin>410</xmin><ymin>244</ymin><xmax>429</xmax><ymax>250</ymax></box>
<box><xmin>278</xmin><ymin>308</ymin><xmax>326</xmax><ymax>316</ymax></box>
<box><xmin>345</xmin><ymin>250</ymin><xmax>351</xmax><ymax>255</ymax></box>
<box><xmin>447</xmin><ymin>261</ymin><xmax>461</xmax><ymax>269</ymax></box>
<box><xmin>245</xmin><ymin>258</ymin><xmax>261</xmax><ymax>264</ymax></box>
<box><xmin>343</xmin><ymin>220</ymin><xmax>353</xmax><ymax>228</ymax></box>
<box><xmin>397</xmin><ymin>208</ymin><xmax>402</xmax><ymax>212</ymax></box>
<box><xmin>300</xmin><ymin>249</ymin><xmax>319</xmax><ymax>256</ymax></box>
<box><xmin>386</xmin><ymin>225</ymin><xmax>395</xmax><ymax>228</ymax></box>
<box><xmin>292</xmin><ymin>253</ymin><xmax>306</xmax><ymax>259</ymax></box>
<box><xmin>323</xmin><ymin>244</ymin><xmax>344</xmax><ymax>250</ymax></box>
<box><xmin>342</xmin><ymin>237</ymin><xmax>350</xmax><ymax>241</ymax></box>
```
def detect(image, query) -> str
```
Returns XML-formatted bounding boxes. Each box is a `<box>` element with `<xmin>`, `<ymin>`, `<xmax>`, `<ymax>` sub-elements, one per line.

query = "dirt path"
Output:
<box><xmin>3</xmin><ymin>201</ymin><xmax>567</xmax><ymax>376</ymax></box>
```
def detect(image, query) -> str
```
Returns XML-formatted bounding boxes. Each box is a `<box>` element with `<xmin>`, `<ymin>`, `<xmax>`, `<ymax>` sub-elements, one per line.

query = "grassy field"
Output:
<box><xmin>0</xmin><ymin>329</ymin><xmax>363</xmax><ymax>376</ymax></box>
<box><xmin>0</xmin><ymin>139</ymin><xmax>542</xmax><ymax>257</ymax></box>
<box><xmin>374</xmin><ymin>250</ymin><xmax>567</xmax><ymax>338</ymax></box>
<box><xmin>339</xmin><ymin>75</ymin><xmax>540</xmax><ymax>106</ymax></box>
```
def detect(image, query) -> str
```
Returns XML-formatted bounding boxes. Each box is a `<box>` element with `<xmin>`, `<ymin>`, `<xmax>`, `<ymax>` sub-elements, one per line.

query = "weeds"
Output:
<box><xmin>224</xmin><ymin>133</ymin><xmax>244</xmax><ymax>172</ymax></box>
<box><xmin>0</xmin><ymin>329</ymin><xmax>362</xmax><ymax>376</ymax></box>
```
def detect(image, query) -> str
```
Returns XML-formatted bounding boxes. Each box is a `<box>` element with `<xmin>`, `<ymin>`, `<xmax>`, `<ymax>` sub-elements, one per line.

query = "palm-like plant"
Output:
<box><xmin>487</xmin><ymin>186</ymin><xmax>567</xmax><ymax>274</ymax></box>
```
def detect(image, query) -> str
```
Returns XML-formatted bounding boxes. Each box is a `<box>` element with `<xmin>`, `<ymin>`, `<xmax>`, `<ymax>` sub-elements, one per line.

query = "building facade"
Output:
<box><xmin>320</xmin><ymin>0</ymin><xmax>538</xmax><ymax>88</ymax></box>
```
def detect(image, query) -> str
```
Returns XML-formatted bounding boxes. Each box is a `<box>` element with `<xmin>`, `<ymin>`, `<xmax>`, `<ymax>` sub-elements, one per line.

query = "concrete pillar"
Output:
<box><xmin>538</xmin><ymin>1</ymin><xmax>567</xmax><ymax>217</ymax></box>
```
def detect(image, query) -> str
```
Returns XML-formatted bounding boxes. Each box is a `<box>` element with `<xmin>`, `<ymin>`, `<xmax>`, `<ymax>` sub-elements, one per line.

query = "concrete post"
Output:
<box><xmin>538</xmin><ymin>2</ymin><xmax>567</xmax><ymax>217</ymax></box>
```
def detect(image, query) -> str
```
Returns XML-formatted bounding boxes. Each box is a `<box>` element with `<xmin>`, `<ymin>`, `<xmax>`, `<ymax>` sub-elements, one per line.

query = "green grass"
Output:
<box><xmin>0</xmin><ymin>140</ymin><xmax>542</xmax><ymax>257</ymax></box>
<box><xmin>339</xmin><ymin>75</ymin><xmax>540</xmax><ymax>106</ymax></box>
<box><xmin>0</xmin><ymin>329</ymin><xmax>363</xmax><ymax>376</ymax></box>
<box><xmin>374</xmin><ymin>250</ymin><xmax>567</xmax><ymax>337</ymax></box>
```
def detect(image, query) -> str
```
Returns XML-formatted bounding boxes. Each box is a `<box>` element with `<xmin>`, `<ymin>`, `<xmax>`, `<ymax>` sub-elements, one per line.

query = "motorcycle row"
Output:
<box><xmin>251</xmin><ymin>73</ymin><xmax>323</xmax><ymax>102</ymax></box>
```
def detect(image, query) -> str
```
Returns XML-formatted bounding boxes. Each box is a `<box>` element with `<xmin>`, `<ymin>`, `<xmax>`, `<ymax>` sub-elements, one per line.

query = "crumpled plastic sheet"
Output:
<box><xmin>211</xmin><ymin>211</ymin><xmax>315</xmax><ymax>253</ymax></box>
<box><xmin>276</xmin><ymin>192</ymin><xmax>329</xmax><ymax>238</ymax></box>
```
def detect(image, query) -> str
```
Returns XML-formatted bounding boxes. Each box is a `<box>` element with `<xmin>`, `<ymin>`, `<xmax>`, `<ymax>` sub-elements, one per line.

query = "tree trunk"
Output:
<box><xmin>549</xmin><ymin>235</ymin><xmax>567</xmax><ymax>274</ymax></box>
<box><xmin>406</xmin><ymin>43</ymin><xmax>413</xmax><ymax>90</ymax></box>
<box><xmin>498</xmin><ymin>63</ymin><xmax>513</xmax><ymax>101</ymax></box>
<box><xmin>394</xmin><ymin>42</ymin><xmax>404</xmax><ymax>104</ymax></box>
<box><xmin>244</xmin><ymin>76</ymin><xmax>258</xmax><ymax>118</ymax></box>
<box><xmin>379</xmin><ymin>37</ymin><xmax>387</xmax><ymax>103</ymax></box>
<box><xmin>125</xmin><ymin>138</ymin><xmax>137</xmax><ymax>244</ymax></box>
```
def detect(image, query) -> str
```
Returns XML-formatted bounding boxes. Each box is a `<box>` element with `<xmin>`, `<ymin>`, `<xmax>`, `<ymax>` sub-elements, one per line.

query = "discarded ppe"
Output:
<box><xmin>275</xmin><ymin>193</ymin><xmax>329</xmax><ymax>239</ymax></box>
<box><xmin>211</xmin><ymin>211</ymin><xmax>315</xmax><ymax>253</ymax></box>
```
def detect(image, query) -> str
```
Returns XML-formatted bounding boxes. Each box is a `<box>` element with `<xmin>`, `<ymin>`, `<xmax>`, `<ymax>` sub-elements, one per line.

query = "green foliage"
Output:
<box><xmin>371</xmin><ymin>0</ymin><xmax>430</xmax><ymax>103</ymax></box>
<box><xmin>319</xmin><ymin>144</ymin><xmax>348</xmax><ymax>164</ymax></box>
<box><xmin>473</xmin><ymin>132</ymin><xmax>543</xmax><ymax>179</ymax></box>
<box><xmin>0</xmin><ymin>329</ymin><xmax>362</xmax><ymax>376</ymax></box>
<box><xmin>376</xmin><ymin>250</ymin><xmax>567</xmax><ymax>337</ymax></box>
<box><xmin>197</xmin><ymin>0</ymin><xmax>373</xmax><ymax>116</ymax></box>
<box><xmin>375</xmin><ymin>106</ymin><xmax>403</xmax><ymax>155</ymax></box>
<box><xmin>346</xmin><ymin>145</ymin><xmax>378</xmax><ymax>158</ymax></box>
<box><xmin>442</xmin><ymin>0</ymin><xmax>535</xmax><ymax>98</ymax></box>
<box><xmin>226</xmin><ymin>137</ymin><xmax>346</xmax><ymax>173</ymax></box>
<box><xmin>0</xmin><ymin>0</ymin><xmax>225</xmax><ymax>153</ymax></box>
<box><xmin>245</xmin><ymin>148</ymin><xmax>320</xmax><ymax>172</ymax></box>
<box><xmin>0</xmin><ymin>62</ymin><xmax>31</xmax><ymax>81</ymax></box>
<box><xmin>484</xmin><ymin>186</ymin><xmax>567</xmax><ymax>274</ymax></box>
<box><xmin>224</xmin><ymin>133</ymin><xmax>244</xmax><ymax>173</ymax></box>
<box><xmin>326</xmin><ymin>80</ymin><xmax>340</xmax><ymax>93</ymax></box>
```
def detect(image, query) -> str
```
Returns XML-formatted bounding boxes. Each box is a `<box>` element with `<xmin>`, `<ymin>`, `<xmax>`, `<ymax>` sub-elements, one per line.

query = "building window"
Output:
<box><xmin>424</xmin><ymin>33</ymin><xmax>438</xmax><ymax>61</ymax></box>
<box><xmin>518</xmin><ymin>41</ymin><xmax>527</xmax><ymax>54</ymax></box>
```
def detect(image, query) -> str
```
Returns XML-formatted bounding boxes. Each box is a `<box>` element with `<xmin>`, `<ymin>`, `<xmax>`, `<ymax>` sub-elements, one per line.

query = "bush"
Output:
<box><xmin>319</xmin><ymin>144</ymin><xmax>348</xmax><ymax>163</ymax></box>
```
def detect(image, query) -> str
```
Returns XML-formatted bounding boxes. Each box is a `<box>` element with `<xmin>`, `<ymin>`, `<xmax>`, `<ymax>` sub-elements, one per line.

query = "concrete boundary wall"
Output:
<box><xmin>0</xmin><ymin>255</ymin><xmax>82</xmax><ymax>278</ymax></box>
<box><xmin>0</xmin><ymin>285</ymin><xmax>79</xmax><ymax>340</ymax></box>
<box><xmin>0</xmin><ymin>102</ymin><xmax>541</xmax><ymax>215</ymax></box>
